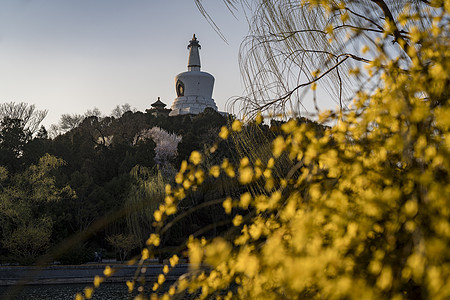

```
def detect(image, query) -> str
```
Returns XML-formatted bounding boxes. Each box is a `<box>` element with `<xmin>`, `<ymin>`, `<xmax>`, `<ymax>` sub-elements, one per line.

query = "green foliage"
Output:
<box><xmin>0</xmin><ymin>97</ymin><xmax>231</xmax><ymax>266</ymax></box>
<box><xmin>2</xmin><ymin>218</ymin><xmax>52</xmax><ymax>265</ymax></box>
<box><xmin>106</xmin><ymin>233</ymin><xmax>140</xmax><ymax>262</ymax></box>
<box><xmin>0</xmin><ymin>117</ymin><xmax>32</xmax><ymax>171</ymax></box>
<box><xmin>125</xmin><ymin>166</ymin><xmax>166</xmax><ymax>242</ymax></box>
<box><xmin>0</xmin><ymin>154</ymin><xmax>74</xmax><ymax>264</ymax></box>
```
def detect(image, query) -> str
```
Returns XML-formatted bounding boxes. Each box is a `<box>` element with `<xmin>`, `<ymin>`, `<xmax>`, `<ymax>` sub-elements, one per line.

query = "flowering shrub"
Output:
<box><xmin>79</xmin><ymin>2</ymin><xmax>449</xmax><ymax>299</ymax></box>
<box><xmin>134</xmin><ymin>127</ymin><xmax>182</xmax><ymax>165</ymax></box>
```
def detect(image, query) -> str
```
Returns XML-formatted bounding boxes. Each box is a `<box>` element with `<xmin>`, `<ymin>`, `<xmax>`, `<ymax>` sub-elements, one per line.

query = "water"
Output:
<box><xmin>0</xmin><ymin>263</ymin><xmax>190</xmax><ymax>299</ymax></box>
<box><xmin>0</xmin><ymin>283</ymin><xmax>138</xmax><ymax>300</ymax></box>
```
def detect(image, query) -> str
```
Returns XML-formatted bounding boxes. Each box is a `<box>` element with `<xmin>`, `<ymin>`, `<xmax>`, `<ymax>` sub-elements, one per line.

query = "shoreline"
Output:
<box><xmin>0</xmin><ymin>263</ymin><xmax>189</xmax><ymax>286</ymax></box>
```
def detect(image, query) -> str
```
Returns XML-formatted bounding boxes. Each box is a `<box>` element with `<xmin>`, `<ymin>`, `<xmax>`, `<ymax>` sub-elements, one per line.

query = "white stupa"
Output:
<box><xmin>169</xmin><ymin>35</ymin><xmax>218</xmax><ymax>116</ymax></box>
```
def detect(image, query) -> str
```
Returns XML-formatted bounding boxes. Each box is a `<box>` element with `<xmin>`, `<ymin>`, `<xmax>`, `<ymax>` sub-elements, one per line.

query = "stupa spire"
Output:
<box><xmin>187</xmin><ymin>34</ymin><xmax>201</xmax><ymax>71</ymax></box>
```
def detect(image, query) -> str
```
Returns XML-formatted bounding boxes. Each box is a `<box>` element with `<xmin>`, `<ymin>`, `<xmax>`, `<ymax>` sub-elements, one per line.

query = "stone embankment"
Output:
<box><xmin>0</xmin><ymin>263</ymin><xmax>189</xmax><ymax>286</ymax></box>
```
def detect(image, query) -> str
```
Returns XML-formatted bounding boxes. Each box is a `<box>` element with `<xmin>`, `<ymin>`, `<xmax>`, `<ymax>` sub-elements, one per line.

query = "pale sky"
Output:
<box><xmin>0</xmin><ymin>0</ymin><xmax>249</xmax><ymax>127</ymax></box>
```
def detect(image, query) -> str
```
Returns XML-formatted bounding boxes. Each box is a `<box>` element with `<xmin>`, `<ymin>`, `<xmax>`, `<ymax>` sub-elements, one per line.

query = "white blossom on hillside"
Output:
<box><xmin>134</xmin><ymin>127</ymin><xmax>182</xmax><ymax>165</ymax></box>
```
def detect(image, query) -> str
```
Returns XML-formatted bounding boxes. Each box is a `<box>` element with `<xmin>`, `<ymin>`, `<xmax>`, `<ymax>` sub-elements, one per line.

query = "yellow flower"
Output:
<box><xmin>189</xmin><ymin>151</ymin><xmax>202</xmax><ymax>165</ymax></box>
<box><xmin>195</xmin><ymin>169</ymin><xmax>205</xmax><ymax>183</ymax></box>
<box><xmin>166</xmin><ymin>204</ymin><xmax>177</xmax><ymax>215</ymax></box>
<box><xmin>103</xmin><ymin>266</ymin><xmax>113</xmax><ymax>277</ymax></box>
<box><xmin>205</xmin><ymin>237</ymin><xmax>232</xmax><ymax>267</ymax></box>
<box><xmin>361</xmin><ymin>45</ymin><xmax>369</xmax><ymax>54</ymax></box>
<box><xmin>281</xmin><ymin>120</ymin><xmax>297</xmax><ymax>133</ymax></box>
<box><xmin>188</xmin><ymin>238</ymin><xmax>204</xmax><ymax>268</ymax></box>
<box><xmin>175</xmin><ymin>172</ymin><xmax>183</xmax><ymax>184</ymax></box>
<box><xmin>182</xmin><ymin>179</ymin><xmax>191</xmax><ymax>190</ymax></box>
<box><xmin>404</xmin><ymin>200</ymin><xmax>418</xmax><ymax>217</ymax></box>
<box><xmin>226</xmin><ymin>167</ymin><xmax>236</xmax><ymax>178</ymax></box>
<box><xmin>311</xmin><ymin>69</ymin><xmax>321</xmax><ymax>77</ymax></box>
<box><xmin>223</xmin><ymin>197</ymin><xmax>233</xmax><ymax>214</ymax></box>
<box><xmin>164</xmin><ymin>195</ymin><xmax>174</xmax><ymax>205</ymax></box>
<box><xmin>142</xmin><ymin>248</ymin><xmax>150</xmax><ymax>260</ymax></box>
<box><xmin>267</xmin><ymin>157</ymin><xmax>275</xmax><ymax>168</ymax></box>
<box><xmin>240</xmin><ymin>157</ymin><xmax>250</xmax><ymax>167</ymax></box>
<box><xmin>219</xmin><ymin>126</ymin><xmax>229</xmax><ymax>139</ymax></box>
<box><xmin>233</xmin><ymin>215</ymin><xmax>243</xmax><ymax>226</ymax></box>
<box><xmin>232</xmin><ymin>120</ymin><xmax>242</xmax><ymax>132</ymax></box>
<box><xmin>239</xmin><ymin>167</ymin><xmax>254</xmax><ymax>184</ymax></box>
<box><xmin>146</xmin><ymin>234</ymin><xmax>160</xmax><ymax>247</ymax></box>
<box><xmin>349</xmin><ymin>67</ymin><xmax>360</xmax><ymax>76</ymax></box>
<box><xmin>165</xmin><ymin>185</ymin><xmax>172</xmax><ymax>196</ymax></box>
<box><xmin>84</xmin><ymin>287</ymin><xmax>94</xmax><ymax>299</ymax></box>
<box><xmin>179</xmin><ymin>160</ymin><xmax>188</xmax><ymax>173</ymax></box>
<box><xmin>430</xmin><ymin>63</ymin><xmax>447</xmax><ymax>81</ymax></box>
<box><xmin>340</xmin><ymin>11</ymin><xmax>349</xmax><ymax>22</ymax></box>
<box><xmin>126</xmin><ymin>281</ymin><xmax>134</xmax><ymax>293</ymax></box>
<box><xmin>161</xmin><ymin>294</ymin><xmax>170</xmax><ymax>300</ymax></box>
<box><xmin>240</xmin><ymin>192</ymin><xmax>252</xmax><ymax>209</ymax></box>
<box><xmin>272</xmin><ymin>136</ymin><xmax>286</xmax><ymax>158</ymax></box>
<box><xmin>163</xmin><ymin>265</ymin><xmax>169</xmax><ymax>274</ymax></box>
<box><xmin>376</xmin><ymin>267</ymin><xmax>393</xmax><ymax>290</ymax></box>
<box><xmin>153</xmin><ymin>210</ymin><xmax>162</xmax><ymax>222</ymax></box>
<box><xmin>435</xmin><ymin>107</ymin><xmax>450</xmax><ymax>130</ymax></box>
<box><xmin>75</xmin><ymin>293</ymin><xmax>84</xmax><ymax>300</ymax></box>
<box><xmin>169</xmin><ymin>286</ymin><xmax>176</xmax><ymax>295</ymax></box>
<box><xmin>169</xmin><ymin>255</ymin><xmax>179</xmax><ymax>267</ymax></box>
<box><xmin>221</xmin><ymin>158</ymin><xmax>229</xmax><ymax>169</ymax></box>
<box><xmin>209</xmin><ymin>165</ymin><xmax>220</xmax><ymax>178</ymax></box>
<box><xmin>255</xmin><ymin>111</ymin><xmax>263</xmax><ymax>124</ymax></box>
<box><xmin>158</xmin><ymin>274</ymin><xmax>166</xmax><ymax>285</ymax></box>
<box><xmin>235</xmin><ymin>250</ymin><xmax>259</xmax><ymax>277</ymax></box>
<box><xmin>93</xmin><ymin>275</ymin><xmax>103</xmax><ymax>288</ymax></box>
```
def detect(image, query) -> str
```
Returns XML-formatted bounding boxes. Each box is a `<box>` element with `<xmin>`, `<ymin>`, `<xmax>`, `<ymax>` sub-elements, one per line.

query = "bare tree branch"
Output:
<box><xmin>0</xmin><ymin>102</ymin><xmax>47</xmax><ymax>134</ymax></box>
<box><xmin>371</xmin><ymin>0</ymin><xmax>410</xmax><ymax>52</ymax></box>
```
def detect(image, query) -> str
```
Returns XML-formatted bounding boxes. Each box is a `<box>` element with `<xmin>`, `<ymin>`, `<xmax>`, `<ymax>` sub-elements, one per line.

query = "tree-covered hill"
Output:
<box><xmin>1</xmin><ymin>106</ymin><xmax>310</xmax><ymax>265</ymax></box>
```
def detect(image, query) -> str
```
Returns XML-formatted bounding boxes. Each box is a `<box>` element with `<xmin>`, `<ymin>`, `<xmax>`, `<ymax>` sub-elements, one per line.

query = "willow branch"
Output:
<box><xmin>256</xmin><ymin>53</ymin><xmax>370</xmax><ymax>112</ymax></box>
<box><xmin>333</xmin><ymin>24</ymin><xmax>383</xmax><ymax>33</ymax></box>
<box><xmin>370</xmin><ymin>0</ymin><xmax>410</xmax><ymax>52</ymax></box>
<box><xmin>345</xmin><ymin>7</ymin><xmax>384</xmax><ymax>31</ymax></box>
<box><xmin>336</xmin><ymin>58</ymin><xmax>343</xmax><ymax>111</ymax></box>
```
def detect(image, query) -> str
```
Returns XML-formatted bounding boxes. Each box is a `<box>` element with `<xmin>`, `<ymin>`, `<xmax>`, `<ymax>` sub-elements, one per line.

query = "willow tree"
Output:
<box><xmin>198</xmin><ymin>0</ymin><xmax>445</xmax><ymax>117</ymax></box>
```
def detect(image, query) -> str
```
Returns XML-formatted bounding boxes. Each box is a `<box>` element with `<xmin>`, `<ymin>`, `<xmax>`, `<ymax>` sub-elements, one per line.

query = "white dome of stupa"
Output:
<box><xmin>169</xmin><ymin>35</ymin><xmax>218</xmax><ymax>116</ymax></box>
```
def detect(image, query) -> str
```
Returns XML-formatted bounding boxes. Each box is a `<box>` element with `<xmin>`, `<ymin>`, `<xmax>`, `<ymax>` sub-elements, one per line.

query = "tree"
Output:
<box><xmin>199</xmin><ymin>0</ymin><xmax>445</xmax><ymax>116</ymax></box>
<box><xmin>57</xmin><ymin>113</ymin><xmax>85</xmax><ymax>132</ymax></box>
<box><xmin>0</xmin><ymin>117</ymin><xmax>32</xmax><ymax>171</ymax></box>
<box><xmin>134</xmin><ymin>127</ymin><xmax>182</xmax><ymax>177</ymax></box>
<box><xmin>79</xmin><ymin>2</ymin><xmax>450</xmax><ymax>299</ymax></box>
<box><xmin>111</xmin><ymin>103</ymin><xmax>136</xmax><ymax>119</ymax></box>
<box><xmin>50</xmin><ymin>107</ymin><xmax>105</xmax><ymax>137</ymax></box>
<box><xmin>36</xmin><ymin>126</ymin><xmax>48</xmax><ymax>139</ymax></box>
<box><xmin>2</xmin><ymin>218</ymin><xmax>53</xmax><ymax>265</ymax></box>
<box><xmin>0</xmin><ymin>117</ymin><xmax>32</xmax><ymax>157</ymax></box>
<box><xmin>125</xmin><ymin>167</ymin><xmax>166</xmax><ymax>243</ymax></box>
<box><xmin>0</xmin><ymin>154</ymin><xmax>74</xmax><ymax>264</ymax></box>
<box><xmin>106</xmin><ymin>233</ymin><xmax>140</xmax><ymax>262</ymax></box>
<box><xmin>0</xmin><ymin>102</ymin><xmax>47</xmax><ymax>135</ymax></box>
